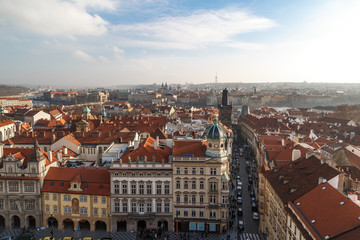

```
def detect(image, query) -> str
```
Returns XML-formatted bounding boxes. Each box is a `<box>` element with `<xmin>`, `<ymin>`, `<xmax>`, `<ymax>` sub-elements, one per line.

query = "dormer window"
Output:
<box><xmin>73</xmin><ymin>184</ymin><xmax>77</xmax><ymax>189</ymax></box>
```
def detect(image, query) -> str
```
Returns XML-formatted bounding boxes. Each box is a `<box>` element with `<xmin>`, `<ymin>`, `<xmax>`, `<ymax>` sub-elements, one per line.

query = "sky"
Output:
<box><xmin>0</xmin><ymin>0</ymin><xmax>360</xmax><ymax>87</ymax></box>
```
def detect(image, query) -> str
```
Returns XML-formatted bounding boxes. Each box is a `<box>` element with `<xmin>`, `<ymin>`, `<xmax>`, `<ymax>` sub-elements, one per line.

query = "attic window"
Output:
<box><xmin>340</xmin><ymin>201</ymin><xmax>345</xmax><ymax>205</ymax></box>
<box><xmin>50</xmin><ymin>182</ymin><xmax>54</xmax><ymax>186</ymax></box>
<box><xmin>296</xmin><ymin>202</ymin><xmax>301</xmax><ymax>206</ymax></box>
<box><xmin>99</xmin><ymin>185</ymin><xmax>103</xmax><ymax>189</ymax></box>
<box><xmin>60</xmin><ymin>182</ymin><xmax>64</xmax><ymax>186</ymax></box>
<box><xmin>311</xmin><ymin>219</ymin><xmax>316</xmax><ymax>224</ymax></box>
<box><xmin>321</xmin><ymin>186</ymin><xmax>326</xmax><ymax>190</ymax></box>
<box><xmin>73</xmin><ymin>184</ymin><xmax>77</xmax><ymax>189</ymax></box>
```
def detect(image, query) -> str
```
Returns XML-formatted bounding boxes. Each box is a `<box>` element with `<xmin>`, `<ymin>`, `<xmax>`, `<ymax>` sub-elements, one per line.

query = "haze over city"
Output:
<box><xmin>1</xmin><ymin>0</ymin><xmax>360</xmax><ymax>87</ymax></box>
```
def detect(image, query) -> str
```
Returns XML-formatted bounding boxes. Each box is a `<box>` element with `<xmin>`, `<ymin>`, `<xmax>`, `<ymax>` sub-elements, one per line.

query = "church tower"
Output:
<box><xmin>219</xmin><ymin>88</ymin><xmax>232</xmax><ymax>127</ymax></box>
<box><xmin>206</xmin><ymin>117</ymin><xmax>227</xmax><ymax>158</ymax></box>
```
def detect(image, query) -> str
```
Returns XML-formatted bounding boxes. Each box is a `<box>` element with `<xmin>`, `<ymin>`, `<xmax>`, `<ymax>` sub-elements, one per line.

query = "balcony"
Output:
<box><xmin>209</xmin><ymin>189</ymin><xmax>218</xmax><ymax>193</ymax></box>
<box><xmin>128</xmin><ymin>212</ymin><xmax>156</xmax><ymax>218</ymax></box>
<box><xmin>208</xmin><ymin>203</ymin><xmax>219</xmax><ymax>209</ymax></box>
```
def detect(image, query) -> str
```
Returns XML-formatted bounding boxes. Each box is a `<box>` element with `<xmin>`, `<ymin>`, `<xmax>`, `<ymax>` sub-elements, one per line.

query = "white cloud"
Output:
<box><xmin>113</xmin><ymin>46</ymin><xmax>124</xmax><ymax>55</ymax></box>
<box><xmin>99</xmin><ymin>56</ymin><xmax>111</xmax><ymax>63</ymax></box>
<box><xmin>72</xmin><ymin>50</ymin><xmax>95</xmax><ymax>62</ymax></box>
<box><xmin>112</xmin><ymin>8</ymin><xmax>275</xmax><ymax>49</ymax></box>
<box><xmin>0</xmin><ymin>0</ymin><xmax>112</xmax><ymax>37</ymax></box>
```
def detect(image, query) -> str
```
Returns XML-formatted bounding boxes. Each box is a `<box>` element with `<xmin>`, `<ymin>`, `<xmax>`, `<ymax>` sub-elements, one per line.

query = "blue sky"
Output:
<box><xmin>0</xmin><ymin>0</ymin><xmax>359</xmax><ymax>87</ymax></box>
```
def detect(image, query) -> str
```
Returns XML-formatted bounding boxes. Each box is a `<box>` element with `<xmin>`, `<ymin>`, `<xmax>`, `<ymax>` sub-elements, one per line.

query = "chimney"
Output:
<box><xmin>350</xmin><ymin>132</ymin><xmax>355</xmax><ymax>140</ymax></box>
<box><xmin>154</xmin><ymin>137</ymin><xmax>159</xmax><ymax>150</ymax></box>
<box><xmin>292</xmin><ymin>149</ymin><xmax>301</xmax><ymax>161</ymax></box>
<box><xmin>52</xmin><ymin>134</ymin><xmax>56</xmax><ymax>143</ymax></box>
<box><xmin>64</xmin><ymin>148</ymin><xmax>68</xmax><ymax>155</ymax></box>
<box><xmin>318</xmin><ymin>177</ymin><xmax>323</xmax><ymax>185</ymax></box>
<box><xmin>281</xmin><ymin>139</ymin><xmax>285</xmax><ymax>146</ymax></box>
<box><xmin>134</xmin><ymin>140</ymin><xmax>139</xmax><ymax>150</ymax></box>
<box><xmin>48</xmin><ymin>151</ymin><xmax>53</xmax><ymax>162</ymax></box>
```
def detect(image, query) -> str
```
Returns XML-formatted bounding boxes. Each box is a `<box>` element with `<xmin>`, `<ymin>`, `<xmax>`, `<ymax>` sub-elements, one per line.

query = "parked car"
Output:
<box><xmin>1</xmin><ymin>236</ymin><xmax>14</xmax><ymax>240</ymax></box>
<box><xmin>237</xmin><ymin>191</ymin><xmax>242</xmax><ymax>197</ymax></box>
<box><xmin>236</xmin><ymin>185</ymin><xmax>242</xmax><ymax>190</ymax></box>
<box><xmin>237</xmin><ymin>197</ymin><xmax>243</xmax><ymax>204</ymax></box>
<box><xmin>253</xmin><ymin>212</ymin><xmax>259</xmax><ymax>220</ymax></box>
<box><xmin>39</xmin><ymin>238</ymin><xmax>55</xmax><ymax>240</ymax></box>
<box><xmin>237</xmin><ymin>207</ymin><xmax>243</xmax><ymax>216</ymax></box>
<box><xmin>250</xmin><ymin>191</ymin><xmax>255</xmax><ymax>197</ymax></box>
<box><xmin>251</xmin><ymin>197</ymin><xmax>256</xmax><ymax>203</ymax></box>
<box><xmin>79</xmin><ymin>238</ymin><xmax>93</xmax><ymax>240</ymax></box>
<box><xmin>238</xmin><ymin>220</ymin><xmax>244</xmax><ymax>230</ymax></box>
<box><xmin>59</xmin><ymin>238</ymin><xmax>74</xmax><ymax>240</ymax></box>
<box><xmin>251</xmin><ymin>202</ymin><xmax>258</xmax><ymax>212</ymax></box>
<box><xmin>237</xmin><ymin>180</ymin><xmax>242</xmax><ymax>186</ymax></box>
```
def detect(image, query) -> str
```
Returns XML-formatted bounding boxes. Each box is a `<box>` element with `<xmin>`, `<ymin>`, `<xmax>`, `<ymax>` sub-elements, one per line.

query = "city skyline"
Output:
<box><xmin>1</xmin><ymin>0</ymin><xmax>359</xmax><ymax>87</ymax></box>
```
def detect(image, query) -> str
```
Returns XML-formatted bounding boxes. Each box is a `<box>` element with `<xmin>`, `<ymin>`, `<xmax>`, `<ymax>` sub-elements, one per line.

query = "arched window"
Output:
<box><xmin>31</xmin><ymin>166</ymin><xmax>36</xmax><ymax>173</ymax></box>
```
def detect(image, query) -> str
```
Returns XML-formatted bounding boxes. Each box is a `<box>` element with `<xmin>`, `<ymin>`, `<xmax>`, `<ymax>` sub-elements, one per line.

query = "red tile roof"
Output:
<box><xmin>42</xmin><ymin>167</ymin><xmax>110</xmax><ymax>196</ymax></box>
<box><xmin>173</xmin><ymin>140</ymin><xmax>207</xmax><ymax>157</ymax></box>
<box><xmin>290</xmin><ymin>182</ymin><xmax>360</xmax><ymax>239</ymax></box>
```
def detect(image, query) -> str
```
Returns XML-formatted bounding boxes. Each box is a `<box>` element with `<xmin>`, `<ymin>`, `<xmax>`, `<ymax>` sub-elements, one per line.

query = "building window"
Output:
<box><xmin>131</xmin><ymin>184</ymin><xmax>136</xmax><ymax>194</ymax></box>
<box><xmin>157</xmin><ymin>202</ymin><xmax>162</xmax><ymax>212</ymax></box>
<box><xmin>210</xmin><ymin>182</ymin><xmax>217</xmax><ymax>191</ymax></box>
<box><xmin>147</xmin><ymin>203</ymin><xmax>152</xmax><ymax>212</ymax></box>
<box><xmin>80</xmin><ymin>196</ymin><xmax>87</xmax><ymax>202</ymax></box>
<box><xmin>184</xmin><ymin>195</ymin><xmax>188</xmax><ymax>203</ymax></box>
<box><xmin>184</xmin><ymin>181</ymin><xmax>188</xmax><ymax>189</ymax></box>
<box><xmin>102</xmin><ymin>208</ymin><xmax>106</xmax><ymax>216</ymax></box>
<box><xmin>222</xmin><ymin>182</ymin><xmax>228</xmax><ymax>190</ymax></box>
<box><xmin>184</xmin><ymin>208</ymin><xmax>188</xmax><ymax>217</ymax></box>
<box><xmin>210</xmin><ymin>168</ymin><xmax>217</xmax><ymax>175</ymax></box>
<box><xmin>114</xmin><ymin>184</ymin><xmax>120</xmax><ymax>194</ymax></box>
<box><xmin>64</xmin><ymin>206</ymin><xmax>71</xmax><ymax>213</ymax></box>
<box><xmin>200</xmin><ymin>181</ymin><xmax>204</xmax><ymax>189</ymax></box>
<box><xmin>184</xmin><ymin>168</ymin><xmax>188</xmax><ymax>174</ymax></box>
<box><xmin>53</xmin><ymin>205</ymin><xmax>57</xmax><ymax>213</ymax></box>
<box><xmin>131</xmin><ymin>203</ymin><xmax>136</xmax><ymax>212</ymax></box>
<box><xmin>199</xmin><ymin>209</ymin><xmax>204</xmax><ymax>217</ymax></box>
<box><xmin>192</xmin><ymin>168</ymin><xmax>196</xmax><ymax>174</ymax></box>
<box><xmin>192</xmin><ymin>181</ymin><xmax>196</xmax><ymax>189</ymax></box>
<box><xmin>147</xmin><ymin>184</ymin><xmax>152</xmax><ymax>194</ymax></box>
<box><xmin>139</xmin><ymin>203</ymin><xmax>144</xmax><ymax>213</ymax></box>
<box><xmin>139</xmin><ymin>184</ymin><xmax>144</xmax><ymax>194</ymax></box>
<box><xmin>94</xmin><ymin>208</ymin><xmax>99</xmax><ymax>215</ymax></box>
<box><xmin>102</xmin><ymin>197</ymin><xmax>106</xmax><ymax>204</ymax></box>
<box><xmin>114</xmin><ymin>202</ymin><xmax>120</xmax><ymax>212</ymax></box>
<box><xmin>200</xmin><ymin>168</ymin><xmax>204</xmax><ymax>174</ymax></box>
<box><xmin>176</xmin><ymin>195</ymin><xmax>180</xmax><ymax>203</ymax></box>
<box><xmin>222</xmin><ymin>211</ymin><xmax>225</xmax><ymax>218</ymax></box>
<box><xmin>176</xmin><ymin>168</ymin><xmax>180</xmax><ymax>174</ymax></box>
<box><xmin>210</xmin><ymin>196</ymin><xmax>216</xmax><ymax>204</ymax></box>
<box><xmin>122</xmin><ymin>202</ymin><xmax>128</xmax><ymax>212</ymax></box>
<box><xmin>176</xmin><ymin>208</ymin><xmax>180</xmax><ymax>217</ymax></box>
<box><xmin>165</xmin><ymin>184</ymin><xmax>170</xmax><ymax>194</ymax></box>
<box><xmin>45</xmin><ymin>205</ymin><xmax>50</xmax><ymax>213</ymax></box>
<box><xmin>157</xmin><ymin>184</ymin><xmax>162</xmax><ymax>194</ymax></box>
<box><xmin>192</xmin><ymin>195</ymin><xmax>196</xmax><ymax>203</ymax></box>
<box><xmin>24</xmin><ymin>181</ymin><xmax>35</xmax><ymax>192</ymax></box>
<box><xmin>53</xmin><ymin>194</ymin><xmax>57</xmax><ymax>201</ymax></box>
<box><xmin>93</xmin><ymin>196</ymin><xmax>98</xmax><ymax>203</ymax></box>
<box><xmin>0</xmin><ymin>182</ymin><xmax>3</xmax><ymax>192</ymax></box>
<box><xmin>176</xmin><ymin>181</ymin><xmax>180</xmax><ymax>189</ymax></box>
<box><xmin>64</xmin><ymin>195</ymin><xmax>71</xmax><ymax>201</ymax></box>
<box><xmin>9</xmin><ymin>181</ymin><xmax>19</xmax><ymax>192</ymax></box>
<box><xmin>0</xmin><ymin>199</ymin><xmax>3</xmax><ymax>210</ymax></box>
<box><xmin>192</xmin><ymin>209</ymin><xmax>196</xmax><ymax>217</ymax></box>
<box><xmin>122</xmin><ymin>184</ymin><xmax>127</xmax><ymax>194</ymax></box>
<box><xmin>80</xmin><ymin>207</ymin><xmax>88</xmax><ymax>215</ymax></box>
<box><xmin>200</xmin><ymin>195</ymin><xmax>204</xmax><ymax>203</ymax></box>
<box><xmin>45</xmin><ymin>193</ymin><xmax>49</xmax><ymax>201</ymax></box>
<box><xmin>222</xmin><ymin>196</ymin><xmax>228</xmax><ymax>204</ymax></box>
<box><xmin>210</xmin><ymin>210</ymin><xmax>216</xmax><ymax>218</ymax></box>
<box><xmin>165</xmin><ymin>203</ymin><xmax>170</xmax><ymax>213</ymax></box>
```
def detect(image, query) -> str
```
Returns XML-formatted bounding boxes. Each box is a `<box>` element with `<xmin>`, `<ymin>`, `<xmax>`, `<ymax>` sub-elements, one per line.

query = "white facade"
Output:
<box><xmin>0</xmin><ymin>121</ymin><xmax>16</xmax><ymax>142</ymax></box>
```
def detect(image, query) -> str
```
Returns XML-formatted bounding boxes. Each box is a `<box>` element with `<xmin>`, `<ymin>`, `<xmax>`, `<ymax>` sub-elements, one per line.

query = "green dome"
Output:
<box><xmin>83</xmin><ymin>106</ymin><xmax>91</xmax><ymax>114</ymax></box>
<box><xmin>207</xmin><ymin>117</ymin><xmax>225</xmax><ymax>140</ymax></box>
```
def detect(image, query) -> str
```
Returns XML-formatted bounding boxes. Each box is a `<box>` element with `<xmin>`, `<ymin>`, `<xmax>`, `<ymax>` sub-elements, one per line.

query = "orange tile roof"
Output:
<box><xmin>120</xmin><ymin>136</ymin><xmax>171</xmax><ymax>163</ymax></box>
<box><xmin>0</xmin><ymin>116</ymin><xmax>15</xmax><ymax>127</ymax></box>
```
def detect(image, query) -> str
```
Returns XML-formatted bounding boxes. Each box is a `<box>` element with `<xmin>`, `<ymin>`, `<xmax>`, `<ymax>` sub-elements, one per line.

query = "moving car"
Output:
<box><xmin>238</xmin><ymin>220</ymin><xmax>244</xmax><ymax>230</ymax></box>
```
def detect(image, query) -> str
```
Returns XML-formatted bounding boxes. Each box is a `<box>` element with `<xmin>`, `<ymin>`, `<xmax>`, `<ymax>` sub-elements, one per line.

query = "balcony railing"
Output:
<box><xmin>128</xmin><ymin>212</ymin><xmax>156</xmax><ymax>218</ymax></box>
<box><xmin>208</xmin><ymin>203</ymin><xmax>219</xmax><ymax>209</ymax></box>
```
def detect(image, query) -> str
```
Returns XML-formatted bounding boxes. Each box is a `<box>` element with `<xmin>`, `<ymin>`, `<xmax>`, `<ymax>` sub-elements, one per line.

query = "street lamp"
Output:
<box><xmin>50</xmin><ymin>214</ymin><xmax>54</xmax><ymax>240</ymax></box>
<box><xmin>108</xmin><ymin>214</ymin><xmax>112</xmax><ymax>238</ymax></box>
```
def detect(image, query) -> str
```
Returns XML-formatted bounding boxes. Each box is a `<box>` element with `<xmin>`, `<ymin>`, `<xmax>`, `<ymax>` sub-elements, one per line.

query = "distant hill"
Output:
<box><xmin>0</xmin><ymin>85</ymin><xmax>31</xmax><ymax>96</ymax></box>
